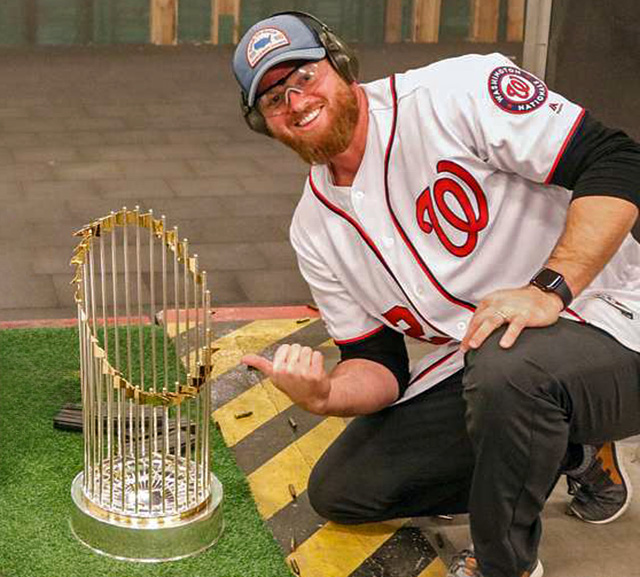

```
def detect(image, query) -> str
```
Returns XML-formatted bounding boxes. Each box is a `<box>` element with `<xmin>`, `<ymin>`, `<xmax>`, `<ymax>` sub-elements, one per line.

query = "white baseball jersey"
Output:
<box><xmin>290</xmin><ymin>53</ymin><xmax>640</xmax><ymax>403</ymax></box>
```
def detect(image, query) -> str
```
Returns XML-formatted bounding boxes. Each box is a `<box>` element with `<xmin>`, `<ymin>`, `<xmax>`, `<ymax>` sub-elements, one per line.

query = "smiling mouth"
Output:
<box><xmin>294</xmin><ymin>106</ymin><xmax>323</xmax><ymax>127</ymax></box>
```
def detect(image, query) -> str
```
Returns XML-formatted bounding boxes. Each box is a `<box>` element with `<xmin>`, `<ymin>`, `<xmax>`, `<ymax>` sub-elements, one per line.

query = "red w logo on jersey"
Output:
<box><xmin>415</xmin><ymin>160</ymin><xmax>489</xmax><ymax>257</ymax></box>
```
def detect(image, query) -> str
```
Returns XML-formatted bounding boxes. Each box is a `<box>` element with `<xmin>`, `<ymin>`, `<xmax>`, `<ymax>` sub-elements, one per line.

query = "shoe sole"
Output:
<box><xmin>568</xmin><ymin>442</ymin><xmax>633</xmax><ymax>525</ymax></box>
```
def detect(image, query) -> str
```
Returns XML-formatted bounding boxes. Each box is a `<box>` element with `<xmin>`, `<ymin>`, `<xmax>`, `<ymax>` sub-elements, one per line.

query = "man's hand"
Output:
<box><xmin>460</xmin><ymin>285</ymin><xmax>564</xmax><ymax>353</ymax></box>
<box><xmin>242</xmin><ymin>343</ymin><xmax>331</xmax><ymax>414</ymax></box>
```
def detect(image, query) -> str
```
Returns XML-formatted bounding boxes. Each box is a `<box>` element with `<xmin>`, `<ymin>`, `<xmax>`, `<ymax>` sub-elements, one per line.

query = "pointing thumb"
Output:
<box><xmin>242</xmin><ymin>354</ymin><xmax>273</xmax><ymax>376</ymax></box>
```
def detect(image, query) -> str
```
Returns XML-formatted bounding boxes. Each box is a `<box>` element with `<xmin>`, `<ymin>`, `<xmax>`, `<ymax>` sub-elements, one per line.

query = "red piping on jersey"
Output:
<box><xmin>308</xmin><ymin>172</ymin><xmax>449</xmax><ymax>337</ymax></box>
<box><xmin>409</xmin><ymin>348</ymin><xmax>458</xmax><ymax>385</ymax></box>
<box><xmin>564</xmin><ymin>307</ymin><xmax>586</xmax><ymax>323</ymax></box>
<box><xmin>544</xmin><ymin>108</ymin><xmax>586</xmax><ymax>185</ymax></box>
<box><xmin>384</xmin><ymin>75</ymin><xmax>476</xmax><ymax>313</ymax></box>
<box><xmin>334</xmin><ymin>324</ymin><xmax>385</xmax><ymax>345</ymax></box>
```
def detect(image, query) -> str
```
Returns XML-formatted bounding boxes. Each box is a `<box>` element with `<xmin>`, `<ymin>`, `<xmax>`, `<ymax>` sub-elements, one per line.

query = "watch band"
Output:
<box><xmin>530</xmin><ymin>267</ymin><xmax>573</xmax><ymax>309</ymax></box>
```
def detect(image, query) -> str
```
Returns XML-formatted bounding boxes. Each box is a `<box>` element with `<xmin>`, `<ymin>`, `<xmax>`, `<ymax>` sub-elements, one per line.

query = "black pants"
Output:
<box><xmin>308</xmin><ymin>320</ymin><xmax>640</xmax><ymax>577</ymax></box>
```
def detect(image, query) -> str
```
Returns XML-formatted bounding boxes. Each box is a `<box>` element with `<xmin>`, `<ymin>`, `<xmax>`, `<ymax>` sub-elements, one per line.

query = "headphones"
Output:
<box><xmin>241</xmin><ymin>11</ymin><xmax>359</xmax><ymax>136</ymax></box>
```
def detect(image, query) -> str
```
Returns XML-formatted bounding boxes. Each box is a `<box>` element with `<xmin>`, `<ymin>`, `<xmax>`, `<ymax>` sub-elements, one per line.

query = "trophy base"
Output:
<box><xmin>70</xmin><ymin>471</ymin><xmax>224</xmax><ymax>562</ymax></box>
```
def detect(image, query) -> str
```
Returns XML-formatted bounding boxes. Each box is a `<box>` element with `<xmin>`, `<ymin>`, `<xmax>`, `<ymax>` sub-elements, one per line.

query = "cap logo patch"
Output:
<box><xmin>247</xmin><ymin>27</ymin><xmax>290</xmax><ymax>68</ymax></box>
<box><xmin>488</xmin><ymin>66</ymin><xmax>548</xmax><ymax>114</ymax></box>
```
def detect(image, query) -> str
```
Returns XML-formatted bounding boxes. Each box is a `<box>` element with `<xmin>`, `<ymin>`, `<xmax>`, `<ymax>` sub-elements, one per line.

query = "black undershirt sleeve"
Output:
<box><xmin>337</xmin><ymin>325</ymin><xmax>410</xmax><ymax>399</ymax></box>
<box><xmin>550</xmin><ymin>111</ymin><xmax>640</xmax><ymax>209</ymax></box>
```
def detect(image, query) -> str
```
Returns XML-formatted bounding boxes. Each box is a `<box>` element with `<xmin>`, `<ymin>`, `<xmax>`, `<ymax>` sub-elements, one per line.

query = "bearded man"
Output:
<box><xmin>232</xmin><ymin>12</ymin><xmax>640</xmax><ymax>577</ymax></box>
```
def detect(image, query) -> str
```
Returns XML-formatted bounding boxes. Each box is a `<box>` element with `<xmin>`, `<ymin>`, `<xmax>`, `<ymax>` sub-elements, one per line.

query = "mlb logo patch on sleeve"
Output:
<box><xmin>488</xmin><ymin>66</ymin><xmax>548</xmax><ymax>114</ymax></box>
<box><xmin>247</xmin><ymin>28</ymin><xmax>290</xmax><ymax>68</ymax></box>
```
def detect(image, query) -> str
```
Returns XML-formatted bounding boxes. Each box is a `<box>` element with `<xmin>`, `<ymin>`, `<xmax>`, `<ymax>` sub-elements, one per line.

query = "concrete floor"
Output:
<box><xmin>428</xmin><ymin>442</ymin><xmax>640</xmax><ymax>577</ymax></box>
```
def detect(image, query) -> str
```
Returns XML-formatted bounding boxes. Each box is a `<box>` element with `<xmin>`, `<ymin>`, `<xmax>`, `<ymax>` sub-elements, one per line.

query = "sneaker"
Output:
<box><xmin>566</xmin><ymin>441</ymin><xmax>632</xmax><ymax>524</ymax></box>
<box><xmin>446</xmin><ymin>548</ymin><xmax>543</xmax><ymax>577</ymax></box>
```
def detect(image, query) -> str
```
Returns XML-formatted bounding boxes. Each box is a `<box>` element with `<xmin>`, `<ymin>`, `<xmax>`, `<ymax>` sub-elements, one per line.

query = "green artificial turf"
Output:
<box><xmin>0</xmin><ymin>327</ymin><xmax>292</xmax><ymax>577</ymax></box>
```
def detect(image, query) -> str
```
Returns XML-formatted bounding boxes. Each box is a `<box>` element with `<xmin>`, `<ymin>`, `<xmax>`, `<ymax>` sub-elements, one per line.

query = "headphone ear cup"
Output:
<box><xmin>240</xmin><ymin>94</ymin><xmax>271</xmax><ymax>136</ymax></box>
<box><xmin>244</xmin><ymin>108</ymin><xmax>271</xmax><ymax>136</ymax></box>
<box><xmin>319</xmin><ymin>29</ymin><xmax>359</xmax><ymax>83</ymax></box>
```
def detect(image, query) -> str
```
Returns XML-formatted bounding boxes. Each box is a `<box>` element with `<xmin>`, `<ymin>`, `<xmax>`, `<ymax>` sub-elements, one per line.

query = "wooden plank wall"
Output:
<box><xmin>384</xmin><ymin>0</ymin><xmax>403</xmax><ymax>43</ymax></box>
<box><xmin>0</xmin><ymin>0</ymin><xmax>526</xmax><ymax>47</ymax></box>
<box><xmin>212</xmin><ymin>0</ymin><xmax>241</xmax><ymax>45</ymax></box>
<box><xmin>385</xmin><ymin>0</ymin><xmax>524</xmax><ymax>45</ymax></box>
<box><xmin>507</xmin><ymin>0</ymin><xmax>525</xmax><ymax>42</ymax></box>
<box><xmin>412</xmin><ymin>0</ymin><xmax>442</xmax><ymax>43</ymax></box>
<box><xmin>469</xmin><ymin>0</ymin><xmax>499</xmax><ymax>42</ymax></box>
<box><xmin>25</xmin><ymin>0</ymin><xmax>38</xmax><ymax>44</ymax></box>
<box><xmin>150</xmin><ymin>0</ymin><xmax>177</xmax><ymax>44</ymax></box>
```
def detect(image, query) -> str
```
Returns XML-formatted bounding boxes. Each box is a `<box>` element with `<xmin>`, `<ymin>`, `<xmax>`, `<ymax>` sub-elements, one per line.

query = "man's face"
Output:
<box><xmin>255</xmin><ymin>59</ymin><xmax>360</xmax><ymax>165</ymax></box>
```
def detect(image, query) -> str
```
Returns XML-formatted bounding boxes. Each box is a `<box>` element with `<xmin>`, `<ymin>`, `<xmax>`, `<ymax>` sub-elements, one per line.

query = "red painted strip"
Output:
<box><xmin>544</xmin><ymin>108</ymin><xmax>586</xmax><ymax>185</ymax></box>
<box><xmin>0</xmin><ymin>316</ymin><xmax>152</xmax><ymax>330</ymax></box>
<box><xmin>383</xmin><ymin>76</ymin><xmax>476</xmax><ymax>313</ymax></box>
<box><xmin>0</xmin><ymin>318</ymin><xmax>78</xmax><ymax>330</ymax></box>
<box><xmin>334</xmin><ymin>324</ymin><xmax>385</xmax><ymax>345</ymax></box>
<box><xmin>0</xmin><ymin>306</ymin><xmax>321</xmax><ymax>330</ymax></box>
<box><xmin>210</xmin><ymin>305</ymin><xmax>320</xmax><ymax>322</ymax></box>
<box><xmin>409</xmin><ymin>349</ymin><xmax>458</xmax><ymax>385</ymax></box>
<box><xmin>162</xmin><ymin>306</ymin><xmax>321</xmax><ymax>324</ymax></box>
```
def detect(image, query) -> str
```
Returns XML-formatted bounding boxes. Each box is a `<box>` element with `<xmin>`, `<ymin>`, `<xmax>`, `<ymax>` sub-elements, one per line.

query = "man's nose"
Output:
<box><xmin>285</xmin><ymin>86</ymin><xmax>306</xmax><ymax>110</ymax></box>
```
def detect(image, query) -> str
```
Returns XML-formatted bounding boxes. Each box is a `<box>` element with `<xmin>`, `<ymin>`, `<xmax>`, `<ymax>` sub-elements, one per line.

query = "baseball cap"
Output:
<box><xmin>233</xmin><ymin>14</ymin><xmax>326</xmax><ymax>108</ymax></box>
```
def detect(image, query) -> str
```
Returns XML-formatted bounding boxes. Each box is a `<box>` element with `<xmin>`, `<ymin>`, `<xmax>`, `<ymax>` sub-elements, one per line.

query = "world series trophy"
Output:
<box><xmin>69</xmin><ymin>207</ymin><xmax>223</xmax><ymax>562</ymax></box>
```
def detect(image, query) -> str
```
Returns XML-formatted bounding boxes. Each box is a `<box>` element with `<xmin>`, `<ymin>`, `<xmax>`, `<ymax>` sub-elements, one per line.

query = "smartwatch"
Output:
<box><xmin>530</xmin><ymin>267</ymin><xmax>573</xmax><ymax>309</ymax></box>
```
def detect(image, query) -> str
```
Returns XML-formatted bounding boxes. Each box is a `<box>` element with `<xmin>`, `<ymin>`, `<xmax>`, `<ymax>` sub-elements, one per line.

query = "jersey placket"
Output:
<box><xmin>380</xmin><ymin>75</ymin><xmax>477</xmax><ymax>341</ymax></box>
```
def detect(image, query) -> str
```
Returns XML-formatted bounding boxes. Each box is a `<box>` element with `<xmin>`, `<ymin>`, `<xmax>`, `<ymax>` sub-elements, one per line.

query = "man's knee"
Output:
<box><xmin>464</xmin><ymin>332</ymin><xmax>528</xmax><ymax>404</ymax></box>
<box><xmin>307</xmin><ymin>457</ymin><xmax>362</xmax><ymax>524</ymax></box>
<box><xmin>308</xmin><ymin>439</ymin><xmax>401</xmax><ymax>525</ymax></box>
<box><xmin>463</xmin><ymin>330</ymin><xmax>569</xmax><ymax>426</ymax></box>
<box><xmin>307</xmin><ymin>459</ymin><xmax>336</xmax><ymax>521</ymax></box>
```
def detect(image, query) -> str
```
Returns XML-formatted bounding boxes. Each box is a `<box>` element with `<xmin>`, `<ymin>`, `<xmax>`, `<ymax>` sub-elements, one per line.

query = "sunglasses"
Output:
<box><xmin>256</xmin><ymin>61</ymin><xmax>328</xmax><ymax>117</ymax></box>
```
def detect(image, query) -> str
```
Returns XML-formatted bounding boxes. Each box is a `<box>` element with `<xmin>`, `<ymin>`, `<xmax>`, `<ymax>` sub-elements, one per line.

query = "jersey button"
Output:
<box><xmin>456</xmin><ymin>321</ymin><xmax>467</xmax><ymax>331</ymax></box>
<box><xmin>383</xmin><ymin>236</ymin><xmax>394</xmax><ymax>248</ymax></box>
<box><xmin>416</xmin><ymin>286</ymin><xmax>424</xmax><ymax>296</ymax></box>
<box><xmin>353</xmin><ymin>190</ymin><xmax>365</xmax><ymax>200</ymax></box>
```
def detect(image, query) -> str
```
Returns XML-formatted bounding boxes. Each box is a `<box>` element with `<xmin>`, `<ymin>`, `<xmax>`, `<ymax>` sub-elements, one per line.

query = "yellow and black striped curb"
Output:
<box><xmin>164</xmin><ymin>308</ymin><xmax>450</xmax><ymax>577</ymax></box>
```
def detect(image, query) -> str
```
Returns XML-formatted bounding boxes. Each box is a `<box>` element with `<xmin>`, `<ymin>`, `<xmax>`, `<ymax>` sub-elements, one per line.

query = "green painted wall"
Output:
<box><xmin>0</xmin><ymin>0</ymin><xmax>149</xmax><ymax>45</ymax></box>
<box><xmin>0</xmin><ymin>0</ymin><xmax>511</xmax><ymax>46</ymax></box>
<box><xmin>0</xmin><ymin>1</ymin><xmax>28</xmax><ymax>46</ymax></box>
<box><xmin>178</xmin><ymin>0</ymin><xmax>211</xmax><ymax>43</ymax></box>
<box><xmin>37</xmin><ymin>0</ymin><xmax>77</xmax><ymax>44</ymax></box>
<box><xmin>440</xmin><ymin>0</ymin><xmax>470</xmax><ymax>40</ymax></box>
<box><xmin>238</xmin><ymin>0</ymin><xmax>386</xmax><ymax>44</ymax></box>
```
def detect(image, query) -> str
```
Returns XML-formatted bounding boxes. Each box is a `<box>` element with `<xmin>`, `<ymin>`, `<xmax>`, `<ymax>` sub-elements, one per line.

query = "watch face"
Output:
<box><xmin>534</xmin><ymin>268</ymin><xmax>563</xmax><ymax>290</ymax></box>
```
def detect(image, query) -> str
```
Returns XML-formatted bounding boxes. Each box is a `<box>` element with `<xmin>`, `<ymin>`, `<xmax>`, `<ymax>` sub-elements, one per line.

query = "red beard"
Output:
<box><xmin>276</xmin><ymin>80</ymin><xmax>360</xmax><ymax>165</ymax></box>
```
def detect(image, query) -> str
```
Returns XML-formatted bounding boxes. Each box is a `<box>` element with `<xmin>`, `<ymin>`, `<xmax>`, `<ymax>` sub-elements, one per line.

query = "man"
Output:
<box><xmin>232</xmin><ymin>12</ymin><xmax>640</xmax><ymax>577</ymax></box>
